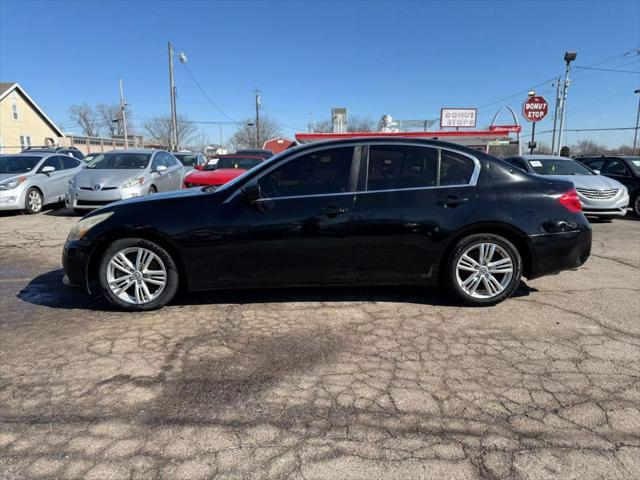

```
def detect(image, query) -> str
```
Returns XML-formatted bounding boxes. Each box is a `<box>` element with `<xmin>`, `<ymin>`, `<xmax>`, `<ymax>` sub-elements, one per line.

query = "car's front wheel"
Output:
<box><xmin>98</xmin><ymin>238</ymin><xmax>179</xmax><ymax>311</ymax></box>
<box><xmin>446</xmin><ymin>234</ymin><xmax>522</xmax><ymax>306</ymax></box>
<box><xmin>633</xmin><ymin>194</ymin><xmax>640</xmax><ymax>217</ymax></box>
<box><xmin>24</xmin><ymin>188</ymin><xmax>44</xmax><ymax>214</ymax></box>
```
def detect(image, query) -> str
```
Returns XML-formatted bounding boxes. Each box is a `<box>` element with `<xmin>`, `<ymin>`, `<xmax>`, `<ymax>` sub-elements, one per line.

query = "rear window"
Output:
<box><xmin>367</xmin><ymin>145</ymin><xmax>438</xmax><ymax>190</ymax></box>
<box><xmin>440</xmin><ymin>150</ymin><xmax>475</xmax><ymax>186</ymax></box>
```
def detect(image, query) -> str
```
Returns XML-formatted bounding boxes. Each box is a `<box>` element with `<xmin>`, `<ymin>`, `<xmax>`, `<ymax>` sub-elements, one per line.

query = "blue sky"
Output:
<box><xmin>1</xmin><ymin>0</ymin><xmax>638</xmax><ymax>147</ymax></box>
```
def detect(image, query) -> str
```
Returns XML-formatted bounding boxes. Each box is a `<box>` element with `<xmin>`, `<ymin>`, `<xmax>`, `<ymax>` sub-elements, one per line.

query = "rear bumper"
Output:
<box><xmin>528</xmin><ymin>227</ymin><xmax>592</xmax><ymax>279</ymax></box>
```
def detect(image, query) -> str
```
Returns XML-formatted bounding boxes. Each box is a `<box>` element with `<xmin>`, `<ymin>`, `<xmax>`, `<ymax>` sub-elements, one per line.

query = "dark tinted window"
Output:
<box><xmin>583</xmin><ymin>158</ymin><xmax>605</xmax><ymax>172</ymax></box>
<box><xmin>0</xmin><ymin>155</ymin><xmax>41</xmax><ymax>173</ymax></box>
<box><xmin>173</xmin><ymin>153</ymin><xmax>198</xmax><ymax>166</ymax></box>
<box><xmin>367</xmin><ymin>145</ymin><xmax>438</xmax><ymax>190</ymax></box>
<box><xmin>603</xmin><ymin>159</ymin><xmax>630</xmax><ymax>176</ymax></box>
<box><xmin>64</xmin><ymin>149</ymin><xmax>84</xmax><ymax>160</ymax></box>
<box><xmin>440</xmin><ymin>150</ymin><xmax>475</xmax><ymax>185</ymax></box>
<box><xmin>258</xmin><ymin>147</ymin><xmax>354</xmax><ymax>198</ymax></box>
<box><xmin>40</xmin><ymin>156</ymin><xmax>63</xmax><ymax>171</ymax></box>
<box><xmin>61</xmin><ymin>156</ymin><xmax>81</xmax><ymax>169</ymax></box>
<box><xmin>507</xmin><ymin>157</ymin><xmax>528</xmax><ymax>171</ymax></box>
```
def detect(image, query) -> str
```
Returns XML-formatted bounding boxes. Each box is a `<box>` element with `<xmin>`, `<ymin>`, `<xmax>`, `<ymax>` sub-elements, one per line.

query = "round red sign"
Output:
<box><xmin>523</xmin><ymin>96</ymin><xmax>549</xmax><ymax>122</ymax></box>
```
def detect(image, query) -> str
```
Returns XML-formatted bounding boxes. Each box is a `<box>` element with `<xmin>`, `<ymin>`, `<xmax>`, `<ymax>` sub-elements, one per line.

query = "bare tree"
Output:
<box><xmin>572</xmin><ymin>139</ymin><xmax>607</xmax><ymax>155</ymax></box>
<box><xmin>97</xmin><ymin>104</ymin><xmax>130</xmax><ymax>137</ymax></box>
<box><xmin>68</xmin><ymin>103</ymin><xmax>101</xmax><ymax>137</ymax></box>
<box><xmin>229</xmin><ymin>116</ymin><xmax>282</xmax><ymax>149</ymax></box>
<box><xmin>142</xmin><ymin>114</ymin><xmax>197</xmax><ymax>149</ymax></box>
<box><xmin>310</xmin><ymin>115</ymin><xmax>376</xmax><ymax>133</ymax></box>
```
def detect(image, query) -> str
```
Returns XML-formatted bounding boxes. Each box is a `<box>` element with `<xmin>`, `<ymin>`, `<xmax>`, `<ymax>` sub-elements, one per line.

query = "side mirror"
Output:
<box><xmin>41</xmin><ymin>165</ymin><xmax>55</xmax><ymax>174</ymax></box>
<box><xmin>155</xmin><ymin>164</ymin><xmax>168</xmax><ymax>173</ymax></box>
<box><xmin>593</xmin><ymin>170</ymin><xmax>600</xmax><ymax>175</ymax></box>
<box><xmin>194</xmin><ymin>164</ymin><xmax>203</xmax><ymax>171</ymax></box>
<box><xmin>241</xmin><ymin>182</ymin><xmax>261</xmax><ymax>202</ymax></box>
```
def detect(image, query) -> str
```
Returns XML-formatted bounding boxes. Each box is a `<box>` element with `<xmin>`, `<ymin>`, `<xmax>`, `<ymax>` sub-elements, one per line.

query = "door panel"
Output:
<box><xmin>351</xmin><ymin>144</ymin><xmax>479</xmax><ymax>283</ymax></box>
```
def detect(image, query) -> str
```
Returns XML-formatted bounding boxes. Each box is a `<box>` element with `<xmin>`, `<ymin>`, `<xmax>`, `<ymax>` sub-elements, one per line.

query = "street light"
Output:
<box><xmin>556</xmin><ymin>51</ymin><xmax>577</xmax><ymax>155</ymax></box>
<box><xmin>634</xmin><ymin>89</ymin><xmax>640</xmax><ymax>154</ymax></box>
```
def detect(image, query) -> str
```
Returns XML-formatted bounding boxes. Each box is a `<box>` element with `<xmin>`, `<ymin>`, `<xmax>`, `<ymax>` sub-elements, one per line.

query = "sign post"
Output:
<box><xmin>523</xmin><ymin>94</ymin><xmax>549</xmax><ymax>154</ymax></box>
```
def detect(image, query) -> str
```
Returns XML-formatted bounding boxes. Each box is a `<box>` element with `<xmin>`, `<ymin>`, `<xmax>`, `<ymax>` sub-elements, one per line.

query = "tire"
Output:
<box><xmin>148</xmin><ymin>185</ymin><xmax>157</xmax><ymax>195</ymax></box>
<box><xmin>98</xmin><ymin>238</ymin><xmax>179</xmax><ymax>311</ymax></box>
<box><xmin>73</xmin><ymin>209</ymin><xmax>86</xmax><ymax>216</ymax></box>
<box><xmin>633</xmin><ymin>194</ymin><xmax>640</xmax><ymax>217</ymax></box>
<box><xmin>24</xmin><ymin>188</ymin><xmax>44</xmax><ymax>214</ymax></box>
<box><xmin>446</xmin><ymin>233</ymin><xmax>522</xmax><ymax>306</ymax></box>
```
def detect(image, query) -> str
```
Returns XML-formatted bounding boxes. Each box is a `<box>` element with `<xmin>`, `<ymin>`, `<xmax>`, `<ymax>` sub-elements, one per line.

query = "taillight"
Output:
<box><xmin>558</xmin><ymin>188</ymin><xmax>582</xmax><ymax>213</ymax></box>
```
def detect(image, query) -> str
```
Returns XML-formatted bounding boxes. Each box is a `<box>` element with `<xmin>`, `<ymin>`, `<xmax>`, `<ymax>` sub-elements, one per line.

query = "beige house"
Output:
<box><xmin>0</xmin><ymin>82</ymin><xmax>64</xmax><ymax>154</ymax></box>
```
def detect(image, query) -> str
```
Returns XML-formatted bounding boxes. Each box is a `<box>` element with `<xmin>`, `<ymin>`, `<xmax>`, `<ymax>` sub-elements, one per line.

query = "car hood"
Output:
<box><xmin>74</xmin><ymin>169</ymin><xmax>145</xmax><ymax>188</ymax></box>
<box><xmin>546</xmin><ymin>174</ymin><xmax>625</xmax><ymax>190</ymax></box>
<box><xmin>0</xmin><ymin>173</ymin><xmax>31</xmax><ymax>183</ymax></box>
<box><xmin>184</xmin><ymin>168</ymin><xmax>246</xmax><ymax>185</ymax></box>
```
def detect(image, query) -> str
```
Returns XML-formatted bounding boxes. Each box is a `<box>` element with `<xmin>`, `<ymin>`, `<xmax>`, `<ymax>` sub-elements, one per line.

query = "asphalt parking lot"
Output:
<box><xmin>0</xmin><ymin>208</ymin><xmax>639</xmax><ymax>480</ymax></box>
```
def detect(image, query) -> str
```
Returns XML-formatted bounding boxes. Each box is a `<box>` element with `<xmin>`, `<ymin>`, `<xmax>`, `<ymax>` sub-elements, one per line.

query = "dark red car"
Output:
<box><xmin>183</xmin><ymin>155</ymin><xmax>264</xmax><ymax>188</ymax></box>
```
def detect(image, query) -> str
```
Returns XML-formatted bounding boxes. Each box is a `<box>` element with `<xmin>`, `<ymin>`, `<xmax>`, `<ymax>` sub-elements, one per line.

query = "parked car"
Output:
<box><xmin>0</xmin><ymin>152</ymin><xmax>84</xmax><ymax>213</ymax></box>
<box><xmin>23</xmin><ymin>146</ymin><xmax>85</xmax><ymax>161</ymax></box>
<box><xmin>577</xmin><ymin>156</ymin><xmax>640</xmax><ymax>216</ymax></box>
<box><xmin>65</xmin><ymin>149</ymin><xmax>183</xmax><ymax>213</ymax></box>
<box><xmin>172</xmin><ymin>151</ymin><xmax>207</xmax><ymax>175</ymax></box>
<box><xmin>183</xmin><ymin>155</ymin><xmax>264</xmax><ymax>188</ymax></box>
<box><xmin>83</xmin><ymin>152</ymin><xmax>101</xmax><ymax>163</ymax></box>
<box><xmin>504</xmin><ymin>155</ymin><xmax>629</xmax><ymax>219</ymax></box>
<box><xmin>234</xmin><ymin>148</ymin><xmax>274</xmax><ymax>159</ymax></box>
<box><xmin>62</xmin><ymin>138</ymin><xmax>592</xmax><ymax>311</ymax></box>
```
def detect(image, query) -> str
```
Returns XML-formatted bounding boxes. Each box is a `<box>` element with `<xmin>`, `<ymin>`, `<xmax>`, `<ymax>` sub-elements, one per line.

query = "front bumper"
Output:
<box><xmin>578</xmin><ymin>190</ymin><xmax>629</xmax><ymax>217</ymax></box>
<box><xmin>66</xmin><ymin>186</ymin><xmax>144</xmax><ymax>210</ymax></box>
<box><xmin>528</xmin><ymin>226</ymin><xmax>592</xmax><ymax>279</ymax></box>
<box><xmin>62</xmin><ymin>240</ymin><xmax>92</xmax><ymax>292</ymax></box>
<box><xmin>0</xmin><ymin>186</ymin><xmax>26</xmax><ymax>211</ymax></box>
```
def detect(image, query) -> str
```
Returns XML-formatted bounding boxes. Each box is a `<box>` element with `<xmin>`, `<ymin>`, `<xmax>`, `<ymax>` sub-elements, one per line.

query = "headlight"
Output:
<box><xmin>0</xmin><ymin>176</ymin><xmax>26</xmax><ymax>190</ymax></box>
<box><xmin>67</xmin><ymin>212</ymin><xmax>114</xmax><ymax>242</ymax></box>
<box><xmin>121</xmin><ymin>177</ymin><xmax>144</xmax><ymax>189</ymax></box>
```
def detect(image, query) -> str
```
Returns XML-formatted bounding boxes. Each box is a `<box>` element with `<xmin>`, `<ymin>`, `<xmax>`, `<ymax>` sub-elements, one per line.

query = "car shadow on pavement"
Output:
<box><xmin>18</xmin><ymin>268</ymin><xmax>537</xmax><ymax>311</ymax></box>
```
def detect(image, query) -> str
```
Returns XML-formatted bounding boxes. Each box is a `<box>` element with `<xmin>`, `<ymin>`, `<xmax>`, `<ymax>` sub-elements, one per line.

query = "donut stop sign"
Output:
<box><xmin>523</xmin><ymin>96</ymin><xmax>549</xmax><ymax>122</ymax></box>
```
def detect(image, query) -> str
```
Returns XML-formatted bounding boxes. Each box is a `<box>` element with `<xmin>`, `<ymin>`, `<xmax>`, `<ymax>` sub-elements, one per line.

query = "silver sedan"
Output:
<box><xmin>504</xmin><ymin>155</ymin><xmax>629</xmax><ymax>218</ymax></box>
<box><xmin>0</xmin><ymin>152</ymin><xmax>83</xmax><ymax>214</ymax></box>
<box><xmin>66</xmin><ymin>149</ymin><xmax>183</xmax><ymax>212</ymax></box>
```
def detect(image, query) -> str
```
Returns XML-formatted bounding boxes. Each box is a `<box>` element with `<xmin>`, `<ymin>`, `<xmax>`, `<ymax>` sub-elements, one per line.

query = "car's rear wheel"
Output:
<box><xmin>633</xmin><ymin>194</ymin><xmax>640</xmax><ymax>217</ymax></box>
<box><xmin>98</xmin><ymin>238</ymin><xmax>179</xmax><ymax>311</ymax></box>
<box><xmin>447</xmin><ymin>234</ymin><xmax>522</xmax><ymax>306</ymax></box>
<box><xmin>24</xmin><ymin>188</ymin><xmax>43</xmax><ymax>214</ymax></box>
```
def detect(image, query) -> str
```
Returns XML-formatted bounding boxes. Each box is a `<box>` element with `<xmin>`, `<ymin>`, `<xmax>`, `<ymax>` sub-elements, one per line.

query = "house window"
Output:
<box><xmin>20</xmin><ymin>135</ymin><xmax>32</xmax><ymax>149</ymax></box>
<box><xmin>12</xmin><ymin>103</ymin><xmax>19</xmax><ymax>120</ymax></box>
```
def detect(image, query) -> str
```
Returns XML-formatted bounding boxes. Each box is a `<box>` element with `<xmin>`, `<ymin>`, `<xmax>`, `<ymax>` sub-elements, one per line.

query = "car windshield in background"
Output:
<box><xmin>0</xmin><ymin>156</ymin><xmax>41</xmax><ymax>174</ymax></box>
<box><xmin>174</xmin><ymin>154</ymin><xmax>198</xmax><ymax>166</ymax></box>
<box><xmin>86</xmin><ymin>153</ymin><xmax>151</xmax><ymax>170</ymax></box>
<box><xmin>528</xmin><ymin>159</ymin><xmax>594</xmax><ymax>176</ymax></box>
<box><xmin>625</xmin><ymin>157</ymin><xmax>640</xmax><ymax>174</ymax></box>
<box><xmin>204</xmin><ymin>157</ymin><xmax>262</xmax><ymax>171</ymax></box>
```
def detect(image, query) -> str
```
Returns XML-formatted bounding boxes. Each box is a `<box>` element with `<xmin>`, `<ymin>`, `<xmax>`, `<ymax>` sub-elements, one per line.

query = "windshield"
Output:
<box><xmin>174</xmin><ymin>154</ymin><xmax>198</xmax><ymax>166</ymax></box>
<box><xmin>625</xmin><ymin>157</ymin><xmax>640</xmax><ymax>174</ymax></box>
<box><xmin>86</xmin><ymin>152</ymin><xmax>151</xmax><ymax>170</ymax></box>
<box><xmin>528</xmin><ymin>158</ymin><xmax>594</xmax><ymax>176</ymax></box>
<box><xmin>204</xmin><ymin>157</ymin><xmax>262</xmax><ymax>171</ymax></box>
<box><xmin>0</xmin><ymin>156</ymin><xmax>41</xmax><ymax>174</ymax></box>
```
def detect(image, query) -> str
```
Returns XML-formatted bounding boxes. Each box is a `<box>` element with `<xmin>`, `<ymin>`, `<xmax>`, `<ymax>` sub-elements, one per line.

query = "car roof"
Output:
<box><xmin>100</xmin><ymin>149</ymin><xmax>158</xmax><ymax>154</ymax></box>
<box><xmin>2</xmin><ymin>152</ymin><xmax>48</xmax><ymax>158</ymax></box>
<box><xmin>213</xmin><ymin>154</ymin><xmax>263</xmax><ymax>159</ymax></box>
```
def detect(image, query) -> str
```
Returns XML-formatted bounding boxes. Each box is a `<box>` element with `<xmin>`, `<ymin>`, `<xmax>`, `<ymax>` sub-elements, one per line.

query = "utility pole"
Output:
<box><xmin>168</xmin><ymin>41</ymin><xmax>179</xmax><ymax>151</ymax></box>
<box><xmin>254</xmin><ymin>88</ymin><xmax>261</xmax><ymax>148</ymax></box>
<box><xmin>119</xmin><ymin>79</ymin><xmax>129</xmax><ymax>149</ymax></box>
<box><xmin>633</xmin><ymin>89</ymin><xmax>640</xmax><ymax>154</ymax></box>
<box><xmin>550</xmin><ymin>76</ymin><xmax>561</xmax><ymax>155</ymax></box>
<box><xmin>557</xmin><ymin>51</ymin><xmax>577</xmax><ymax>155</ymax></box>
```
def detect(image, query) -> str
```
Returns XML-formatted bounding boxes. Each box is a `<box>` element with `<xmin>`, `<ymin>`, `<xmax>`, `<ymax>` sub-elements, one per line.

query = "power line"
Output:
<box><xmin>574</xmin><ymin>65</ymin><xmax>639</xmax><ymax>74</ymax></box>
<box><xmin>179</xmin><ymin>61</ymin><xmax>238</xmax><ymax>122</ymax></box>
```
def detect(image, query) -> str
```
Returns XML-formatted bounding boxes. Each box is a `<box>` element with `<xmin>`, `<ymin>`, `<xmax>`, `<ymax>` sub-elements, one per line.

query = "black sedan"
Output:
<box><xmin>577</xmin><ymin>156</ymin><xmax>640</xmax><ymax>216</ymax></box>
<box><xmin>62</xmin><ymin>138</ymin><xmax>592</xmax><ymax>311</ymax></box>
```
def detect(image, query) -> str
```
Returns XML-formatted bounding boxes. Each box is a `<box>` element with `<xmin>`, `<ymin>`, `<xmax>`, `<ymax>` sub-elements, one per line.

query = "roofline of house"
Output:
<box><xmin>0</xmin><ymin>82</ymin><xmax>65</xmax><ymax>137</ymax></box>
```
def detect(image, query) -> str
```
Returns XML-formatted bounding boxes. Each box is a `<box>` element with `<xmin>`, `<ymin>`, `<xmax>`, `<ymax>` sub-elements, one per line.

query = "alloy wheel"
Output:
<box><xmin>27</xmin><ymin>190</ymin><xmax>43</xmax><ymax>213</ymax></box>
<box><xmin>106</xmin><ymin>247</ymin><xmax>167</xmax><ymax>305</ymax></box>
<box><xmin>455</xmin><ymin>242</ymin><xmax>514</xmax><ymax>299</ymax></box>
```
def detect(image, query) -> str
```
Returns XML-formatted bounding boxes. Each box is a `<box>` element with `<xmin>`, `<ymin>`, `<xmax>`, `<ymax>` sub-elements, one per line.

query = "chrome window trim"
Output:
<box><xmin>224</xmin><ymin>142</ymin><xmax>362</xmax><ymax>203</ymax></box>
<box><xmin>255</xmin><ymin>191</ymin><xmax>356</xmax><ymax>202</ymax></box>
<box><xmin>362</xmin><ymin>141</ymin><xmax>481</xmax><ymax>192</ymax></box>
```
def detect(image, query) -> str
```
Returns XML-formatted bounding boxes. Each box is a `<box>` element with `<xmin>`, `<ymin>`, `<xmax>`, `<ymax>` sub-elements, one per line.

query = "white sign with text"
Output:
<box><xmin>440</xmin><ymin>108</ymin><xmax>477</xmax><ymax>128</ymax></box>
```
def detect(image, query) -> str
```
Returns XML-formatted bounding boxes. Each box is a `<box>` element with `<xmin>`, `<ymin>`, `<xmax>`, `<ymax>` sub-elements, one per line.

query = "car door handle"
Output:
<box><xmin>318</xmin><ymin>206</ymin><xmax>348</xmax><ymax>218</ymax></box>
<box><xmin>439</xmin><ymin>195</ymin><xmax>469</xmax><ymax>208</ymax></box>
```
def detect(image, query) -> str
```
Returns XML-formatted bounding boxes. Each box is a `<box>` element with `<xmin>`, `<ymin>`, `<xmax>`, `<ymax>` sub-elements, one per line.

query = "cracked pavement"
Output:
<box><xmin>0</xmin><ymin>209</ymin><xmax>639</xmax><ymax>479</ymax></box>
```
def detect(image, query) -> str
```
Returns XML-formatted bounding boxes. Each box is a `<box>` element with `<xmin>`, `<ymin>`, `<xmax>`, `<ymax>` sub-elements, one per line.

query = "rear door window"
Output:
<box><xmin>61</xmin><ymin>155</ymin><xmax>81</xmax><ymax>170</ymax></box>
<box><xmin>258</xmin><ymin>147</ymin><xmax>354</xmax><ymax>198</ymax></box>
<box><xmin>602</xmin><ymin>159</ymin><xmax>630</xmax><ymax>177</ymax></box>
<box><xmin>583</xmin><ymin>158</ymin><xmax>605</xmax><ymax>172</ymax></box>
<box><xmin>39</xmin><ymin>156</ymin><xmax>63</xmax><ymax>172</ymax></box>
<box><xmin>367</xmin><ymin>145</ymin><xmax>438</xmax><ymax>190</ymax></box>
<box><xmin>440</xmin><ymin>150</ymin><xmax>475</xmax><ymax>185</ymax></box>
